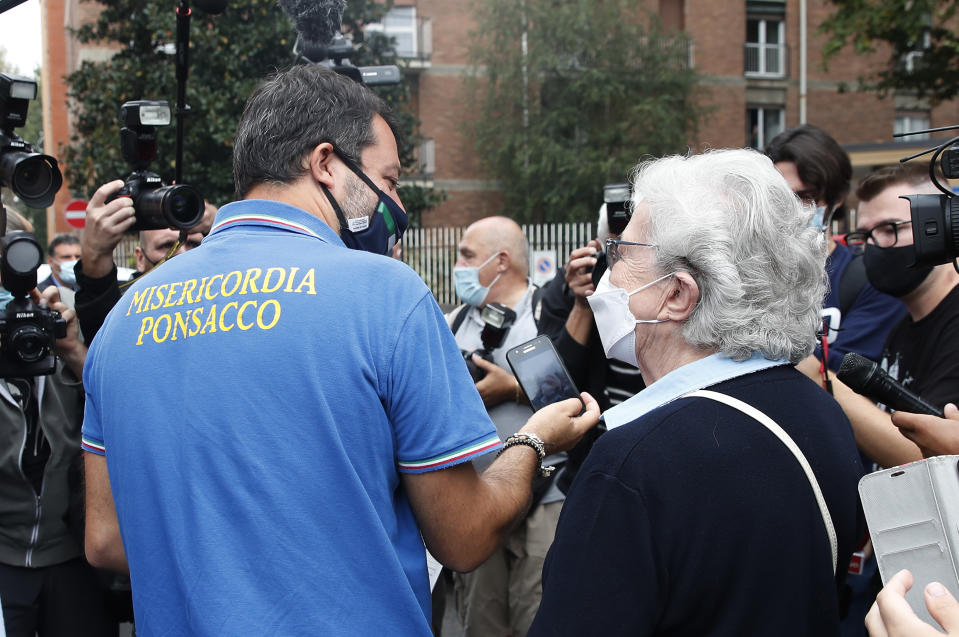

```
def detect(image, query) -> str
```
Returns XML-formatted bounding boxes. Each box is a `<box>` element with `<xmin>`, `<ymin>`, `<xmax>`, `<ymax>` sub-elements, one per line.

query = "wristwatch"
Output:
<box><xmin>497</xmin><ymin>432</ymin><xmax>555</xmax><ymax>477</ymax></box>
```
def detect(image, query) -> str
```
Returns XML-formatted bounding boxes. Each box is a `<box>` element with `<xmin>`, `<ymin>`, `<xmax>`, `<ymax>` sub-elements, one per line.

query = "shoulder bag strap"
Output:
<box><xmin>683</xmin><ymin>389</ymin><xmax>838</xmax><ymax>574</ymax></box>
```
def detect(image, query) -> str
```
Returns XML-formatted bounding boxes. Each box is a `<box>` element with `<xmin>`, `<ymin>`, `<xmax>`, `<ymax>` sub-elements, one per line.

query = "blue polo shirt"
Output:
<box><xmin>82</xmin><ymin>200</ymin><xmax>500</xmax><ymax>635</ymax></box>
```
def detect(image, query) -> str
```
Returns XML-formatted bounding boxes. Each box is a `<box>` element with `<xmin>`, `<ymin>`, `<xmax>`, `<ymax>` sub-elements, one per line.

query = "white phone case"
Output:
<box><xmin>859</xmin><ymin>455</ymin><xmax>959</xmax><ymax>626</ymax></box>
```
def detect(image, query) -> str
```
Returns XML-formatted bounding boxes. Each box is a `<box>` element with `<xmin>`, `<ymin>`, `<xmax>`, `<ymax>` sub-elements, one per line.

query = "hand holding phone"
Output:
<box><xmin>507</xmin><ymin>335</ymin><xmax>582</xmax><ymax>412</ymax></box>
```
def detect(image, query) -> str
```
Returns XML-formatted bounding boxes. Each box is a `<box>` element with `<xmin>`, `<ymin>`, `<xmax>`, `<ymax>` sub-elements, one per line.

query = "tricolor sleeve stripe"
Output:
<box><xmin>81</xmin><ymin>437</ymin><xmax>106</xmax><ymax>455</ymax></box>
<box><xmin>398</xmin><ymin>434</ymin><xmax>502</xmax><ymax>474</ymax></box>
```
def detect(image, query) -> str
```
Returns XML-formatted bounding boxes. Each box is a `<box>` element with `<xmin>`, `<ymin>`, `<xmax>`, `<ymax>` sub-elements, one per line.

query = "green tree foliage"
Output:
<box><xmin>465</xmin><ymin>0</ymin><xmax>704</xmax><ymax>224</ymax></box>
<box><xmin>63</xmin><ymin>0</ymin><xmax>440</xmax><ymax>224</ymax></box>
<box><xmin>822</xmin><ymin>0</ymin><xmax>959</xmax><ymax>104</ymax></box>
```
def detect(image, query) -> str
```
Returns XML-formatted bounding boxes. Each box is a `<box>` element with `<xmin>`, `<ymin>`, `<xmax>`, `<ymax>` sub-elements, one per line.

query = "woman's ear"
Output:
<box><xmin>660</xmin><ymin>271</ymin><xmax>699</xmax><ymax>322</ymax></box>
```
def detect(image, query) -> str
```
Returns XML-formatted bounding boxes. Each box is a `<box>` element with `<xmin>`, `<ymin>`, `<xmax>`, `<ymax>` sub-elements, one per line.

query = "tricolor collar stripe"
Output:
<box><xmin>211</xmin><ymin>214</ymin><xmax>320</xmax><ymax>237</ymax></box>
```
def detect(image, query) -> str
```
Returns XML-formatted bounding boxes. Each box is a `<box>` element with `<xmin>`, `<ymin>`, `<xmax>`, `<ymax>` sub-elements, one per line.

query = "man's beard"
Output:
<box><xmin>340</xmin><ymin>172</ymin><xmax>377</xmax><ymax>221</ymax></box>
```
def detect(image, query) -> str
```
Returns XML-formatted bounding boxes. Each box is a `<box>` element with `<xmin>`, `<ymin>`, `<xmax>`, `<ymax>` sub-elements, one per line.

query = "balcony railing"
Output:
<box><xmin>745</xmin><ymin>42</ymin><xmax>786</xmax><ymax>78</ymax></box>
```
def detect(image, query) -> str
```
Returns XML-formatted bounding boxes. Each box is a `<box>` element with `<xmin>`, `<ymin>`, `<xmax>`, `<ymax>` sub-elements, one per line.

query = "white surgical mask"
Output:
<box><xmin>453</xmin><ymin>252</ymin><xmax>502</xmax><ymax>307</ymax></box>
<box><xmin>587</xmin><ymin>269</ymin><xmax>674</xmax><ymax>367</ymax></box>
<box><xmin>56</xmin><ymin>258</ymin><xmax>78</xmax><ymax>287</ymax></box>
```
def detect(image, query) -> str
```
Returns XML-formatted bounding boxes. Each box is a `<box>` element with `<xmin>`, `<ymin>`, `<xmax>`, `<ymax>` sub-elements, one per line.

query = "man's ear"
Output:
<box><xmin>308</xmin><ymin>142</ymin><xmax>337</xmax><ymax>189</ymax></box>
<box><xmin>659</xmin><ymin>271</ymin><xmax>699</xmax><ymax>322</ymax></box>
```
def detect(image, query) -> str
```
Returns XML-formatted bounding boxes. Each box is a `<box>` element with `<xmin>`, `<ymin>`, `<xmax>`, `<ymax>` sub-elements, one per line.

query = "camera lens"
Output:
<box><xmin>162</xmin><ymin>185</ymin><xmax>203</xmax><ymax>228</ymax></box>
<box><xmin>0</xmin><ymin>151</ymin><xmax>62</xmax><ymax>208</ymax></box>
<box><xmin>10</xmin><ymin>324</ymin><xmax>49</xmax><ymax>363</ymax></box>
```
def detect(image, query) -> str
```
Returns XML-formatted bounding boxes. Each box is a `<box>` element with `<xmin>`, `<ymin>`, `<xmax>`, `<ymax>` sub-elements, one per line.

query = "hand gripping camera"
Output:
<box><xmin>589</xmin><ymin>183</ymin><xmax>633</xmax><ymax>286</ymax></box>
<box><xmin>0</xmin><ymin>232</ymin><xmax>66</xmax><ymax>377</ymax></box>
<box><xmin>0</xmin><ymin>74</ymin><xmax>62</xmax><ymax>209</ymax></box>
<box><xmin>461</xmin><ymin>303</ymin><xmax>517</xmax><ymax>382</ymax></box>
<box><xmin>107</xmin><ymin>101</ymin><xmax>204</xmax><ymax>231</ymax></box>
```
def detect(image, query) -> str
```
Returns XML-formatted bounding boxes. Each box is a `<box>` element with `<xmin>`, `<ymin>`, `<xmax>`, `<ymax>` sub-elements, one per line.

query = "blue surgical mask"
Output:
<box><xmin>322</xmin><ymin>150</ymin><xmax>409</xmax><ymax>257</ymax></box>
<box><xmin>810</xmin><ymin>205</ymin><xmax>829</xmax><ymax>231</ymax></box>
<box><xmin>453</xmin><ymin>252</ymin><xmax>502</xmax><ymax>307</ymax></box>
<box><xmin>56</xmin><ymin>258</ymin><xmax>78</xmax><ymax>287</ymax></box>
<box><xmin>0</xmin><ymin>287</ymin><xmax>14</xmax><ymax>311</ymax></box>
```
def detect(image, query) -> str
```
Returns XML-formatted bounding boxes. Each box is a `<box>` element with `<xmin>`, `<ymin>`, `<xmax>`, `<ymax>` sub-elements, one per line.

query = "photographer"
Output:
<box><xmin>74</xmin><ymin>179</ymin><xmax>213</xmax><ymax>342</ymax></box>
<box><xmin>0</xmin><ymin>211</ymin><xmax>112</xmax><ymax>635</ymax></box>
<box><xmin>445</xmin><ymin>215</ymin><xmax>559</xmax><ymax>637</ymax></box>
<box><xmin>81</xmin><ymin>64</ymin><xmax>599</xmax><ymax>634</ymax></box>
<box><xmin>537</xmin><ymin>204</ymin><xmax>646</xmax><ymax>409</ymax></box>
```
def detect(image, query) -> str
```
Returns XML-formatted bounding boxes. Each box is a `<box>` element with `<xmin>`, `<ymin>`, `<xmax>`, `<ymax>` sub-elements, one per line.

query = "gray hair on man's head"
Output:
<box><xmin>232</xmin><ymin>64</ymin><xmax>401</xmax><ymax>200</ymax></box>
<box><xmin>632</xmin><ymin>148</ymin><xmax>827</xmax><ymax>363</ymax></box>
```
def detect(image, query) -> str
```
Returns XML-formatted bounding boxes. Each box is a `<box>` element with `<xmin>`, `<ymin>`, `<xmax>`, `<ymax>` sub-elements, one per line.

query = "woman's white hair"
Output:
<box><xmin>632</xmin><ymin>148</ymin><xmax>827</xmax><ymax>363</ymax></box>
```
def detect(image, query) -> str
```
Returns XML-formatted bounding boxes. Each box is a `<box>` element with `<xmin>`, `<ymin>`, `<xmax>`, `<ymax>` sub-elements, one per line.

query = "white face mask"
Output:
<box><xmin>587</xmin><ymin>269</ymin><xmax>674</xmax><ymax>367</ymax></box>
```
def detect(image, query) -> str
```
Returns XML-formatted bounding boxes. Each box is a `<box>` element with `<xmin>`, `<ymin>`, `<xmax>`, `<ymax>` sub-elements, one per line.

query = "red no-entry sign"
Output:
<box><xmin>64</xmin><ymin>199</ymin><xmax>87</xmax><ymax>229</ymax></box>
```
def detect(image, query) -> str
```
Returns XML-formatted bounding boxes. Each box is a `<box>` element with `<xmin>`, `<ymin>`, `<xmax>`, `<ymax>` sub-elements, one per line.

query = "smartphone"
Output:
<box><xmin>859</xmin><ymin>456</ymin><xmax>959</xmax><ymax>626</ymax></box>
<box><xmin>506</xmin><ymin>335</ymin><xmax>582</xmax><ymax>412</ymax></box>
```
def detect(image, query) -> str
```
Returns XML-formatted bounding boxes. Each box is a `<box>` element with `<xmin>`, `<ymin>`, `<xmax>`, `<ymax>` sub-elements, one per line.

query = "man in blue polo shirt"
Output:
<box><xmin>81</xmin><ymin>64</ymin><xmax>598</xmax><ymax>635</ymax></box>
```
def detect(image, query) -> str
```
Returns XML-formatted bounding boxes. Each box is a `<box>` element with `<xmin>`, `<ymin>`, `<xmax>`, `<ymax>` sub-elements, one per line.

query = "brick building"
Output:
<box><xmin>40</xmin><ymin>0</ymin><xmax>959</xmax><ymax>232</ymax></box>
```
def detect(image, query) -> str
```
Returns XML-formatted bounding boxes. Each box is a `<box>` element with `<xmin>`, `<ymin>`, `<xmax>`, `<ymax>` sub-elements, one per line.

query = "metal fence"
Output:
<box><xmin>403</xmin><ymin>222</ymin><xmax>594</xmax><ymax>307</ymax></box>
<box><xmin>110</xmin><ymin>222</ymin><xmax>595</xmax><ymax>307</ymax></box>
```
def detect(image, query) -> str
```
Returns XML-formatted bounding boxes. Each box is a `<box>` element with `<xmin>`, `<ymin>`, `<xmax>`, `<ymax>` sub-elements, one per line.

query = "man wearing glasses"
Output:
<box><xmin>808</xmin><ymin>162</ymin><xmax>959</xmax><ymax>469</ymax></box>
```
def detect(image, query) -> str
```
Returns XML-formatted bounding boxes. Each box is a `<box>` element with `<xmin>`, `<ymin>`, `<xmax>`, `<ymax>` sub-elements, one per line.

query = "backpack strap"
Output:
<box><xmin>838</xmin><ymin>254</ymin><xmax>867</xmax><ymax>319</ymax></box>
<box><xmin>449</xmin><ymin>304</ymin><xmax>471</xmax><ymax>334</ymax></box>
<box><xmin>683</xmin><ymin>389</ymin><xmax>838</xmax><ymax>574</ymax></box>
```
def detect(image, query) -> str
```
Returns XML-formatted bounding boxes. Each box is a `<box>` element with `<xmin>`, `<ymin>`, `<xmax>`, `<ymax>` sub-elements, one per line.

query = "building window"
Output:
<box><xmin>894</xmin><ymin>113</ymin><xmax>931</xmax><ymax>141</ymax></box>
<box><xmin>366</xmin><ymin>6</ymin><xmax>418</xmax><ymax>58</ymax></box>
<box><xmin>748</xmin><ymin>106</ymin><xmax>784</xmax><ymax>150</ymax></box>
<box><xmin>745</xmin><ymin>17</ymin><xmax>785</xmax><ymax>77</ymax></box>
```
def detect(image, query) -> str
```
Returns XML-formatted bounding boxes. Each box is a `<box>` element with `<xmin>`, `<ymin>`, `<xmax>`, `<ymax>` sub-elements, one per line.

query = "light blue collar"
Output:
<box><xmin>603</xmin><ymin>352</ymin><xmax>789</xmax><ymax>429</ymax></box>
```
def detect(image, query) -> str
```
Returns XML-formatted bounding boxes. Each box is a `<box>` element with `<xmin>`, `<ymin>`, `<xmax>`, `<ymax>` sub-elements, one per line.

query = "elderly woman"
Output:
<box><xmin>529</xmin><ymin>149</ymin><xmax>864</xmax><ymax>636</ymax></box>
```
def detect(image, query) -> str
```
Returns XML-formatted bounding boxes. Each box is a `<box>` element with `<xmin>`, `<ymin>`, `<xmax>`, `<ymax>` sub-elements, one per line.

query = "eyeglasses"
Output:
<box><xmin>606</xmin><ymin>238</ymin><xmax>656</xmax><ymax>267</ymax></box>
<box><xmin>846</xmin><ymin>220</ymin><xmax>913</xmax><ymax>253</ymax></box>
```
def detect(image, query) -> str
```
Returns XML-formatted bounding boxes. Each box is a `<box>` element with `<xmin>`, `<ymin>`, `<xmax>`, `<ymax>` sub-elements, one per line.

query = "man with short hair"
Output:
<box><xmin>447</xmin><ymin>216</ymin><xmax>563</xmax><ymax>637</ymax></box>
<box><xmin>82</xmin><ymin>64</ymin><xmax>598</xmax><ymax>635</ymax></box>
<box><xmin>38</xmin><ymin>234</ymin><xmax>81</xmax><ymax>292</ymax></box>
<box><xmin>815</xmin><ymin>163</ymin><xmax>959</xmax><ymax>468</ymax></box>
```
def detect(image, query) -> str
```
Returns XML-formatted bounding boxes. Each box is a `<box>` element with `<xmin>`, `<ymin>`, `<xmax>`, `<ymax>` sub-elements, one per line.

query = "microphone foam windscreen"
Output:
<box><xmin>278</xmin><ymin>0</ymin><xmax>346</xmax><ymax>48</ymax></box>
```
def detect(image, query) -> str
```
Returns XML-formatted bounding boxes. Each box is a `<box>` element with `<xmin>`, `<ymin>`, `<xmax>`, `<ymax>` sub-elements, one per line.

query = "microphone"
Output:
<box><xmin>837</xmin><ymin>353</ymin><xmax>945</xmax><ymax>417</ymax></box>
<box><xmin>193</xmin><ymin>0</ymin><xmax>227</xmax><ymax>14</ymax></box>
<box><xmin>277</xmin><ymin>0</ymin><xmax>346</xmax><ymax>48</ymax></box>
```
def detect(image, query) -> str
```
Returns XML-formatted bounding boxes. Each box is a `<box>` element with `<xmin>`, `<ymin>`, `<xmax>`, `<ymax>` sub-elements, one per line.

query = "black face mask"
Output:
<box><xmin>863</xmin><ymin>244</ymin><xmax>933</xmax><ymax>298</ymax></box>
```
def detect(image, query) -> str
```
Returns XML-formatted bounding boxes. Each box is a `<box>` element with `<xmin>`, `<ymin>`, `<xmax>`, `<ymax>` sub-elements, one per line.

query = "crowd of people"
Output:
<box><xmin>0</xmin><ymin>62</ymin><xmax>956</xmax><ymax>636</ymax></box>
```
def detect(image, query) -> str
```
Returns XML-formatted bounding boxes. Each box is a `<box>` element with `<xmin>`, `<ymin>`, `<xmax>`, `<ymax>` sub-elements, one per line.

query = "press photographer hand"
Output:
<box><xmin>33</xmin><ymin>286</ymin><xmax>85</xmax><ymax>378</ymax></box>
<box><xmin>471</xmin><ymin>353</ymin><xmax>520</xmax><ymax>408</ymax></box>
<box><xmin>83</xmin><ymin>180</ymin><xmax>136</xmax><ymax>279</ymax></box>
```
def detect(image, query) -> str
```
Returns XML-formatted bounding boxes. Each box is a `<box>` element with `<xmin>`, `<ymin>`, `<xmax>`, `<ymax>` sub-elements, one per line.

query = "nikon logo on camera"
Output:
<box><xmin>126</xmin><ymin>266</ymin><xmax>317</xmax><ymax>345</ymax></box>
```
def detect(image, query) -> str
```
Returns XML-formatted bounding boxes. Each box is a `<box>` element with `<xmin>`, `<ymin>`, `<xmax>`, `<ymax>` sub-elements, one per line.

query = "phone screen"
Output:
<box><xmin>507</xmin><ymin>336</ymin><xmax>580</xmax><ymax>411</ymax></box>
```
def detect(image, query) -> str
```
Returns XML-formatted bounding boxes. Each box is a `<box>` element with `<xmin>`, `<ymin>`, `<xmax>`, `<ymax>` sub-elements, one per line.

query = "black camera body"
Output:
<box><xmin>0</xmin><ymin>298</ymin><xmax>66</xmax><ymax>378</ymax></box>
<box><xmin>105</xmin><ymin>100</ymin><xmax>203</xmax><ymax>231</ymax></box>
<box><xmin>0</xmin><ymin>232</ymin><xmax>66</xmax><ymax>378</ymax></box>
<box><xmin>902</xmin><ymin>193</ymin><xmax>959</xmax><ymax>268</ymax></box>
<box><xmin>294</xmin><ymin>33</ymin><xmax>401</xmax><ymax>86</ymax></box>
<box><xmin>112</xmin><ymin>169</ymin><xmax>203</xmax><ymax>231</ymax></box>
<box><xmin>0</xmin><ymin>74</ymin><xmax>62</xmax><ymax>209</ymax></box>
<box><xmin>460</xmin><ymin>302</ymin><xmax>517</xmax><ymax>382</ymax></box>
<box><xmin>604</xmin><ymin>183</ymin><xmax>632</xmax><ymax>237</ymax></box>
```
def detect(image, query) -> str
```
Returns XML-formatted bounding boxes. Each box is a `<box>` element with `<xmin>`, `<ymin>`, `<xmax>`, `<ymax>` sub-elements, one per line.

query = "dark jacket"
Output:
<box><xmin>0</xmin><ymin>362</ymin><xmax>86</xmax><ymax>568</ymax></box>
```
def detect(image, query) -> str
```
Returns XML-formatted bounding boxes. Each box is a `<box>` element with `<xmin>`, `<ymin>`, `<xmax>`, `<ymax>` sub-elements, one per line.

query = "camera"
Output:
<box><xmin>106</xmin><ymin>100</ymin><xmax>204</xmax><ymax>231</ymax></box>
<box><xmin>294</xmin><ymin>33</ymin><xmax>401</xmax><ymax>86</ymax></box>
<box><xmin>0</xmin><ymin>232</ymin><xmax>66</xmax><ymax>377</ymax></box>
<box><xmin>461</xmin><ymin>302</ymin><xmax>516</xmax><ymax>382</ymax></box>
<box><xmin>0</xmin><ymin>74</ymin><xmax>62</xmax><ymax>208</ymax></box>
<box><xmin>587</xmin><ymin>183</ymin><xmax>632</xmax><ymax>285</ymax></box>
<box><xmin>604</xmin><ymin>183</ymin><xmax>632</xmax><ymax>236</ymax></box>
